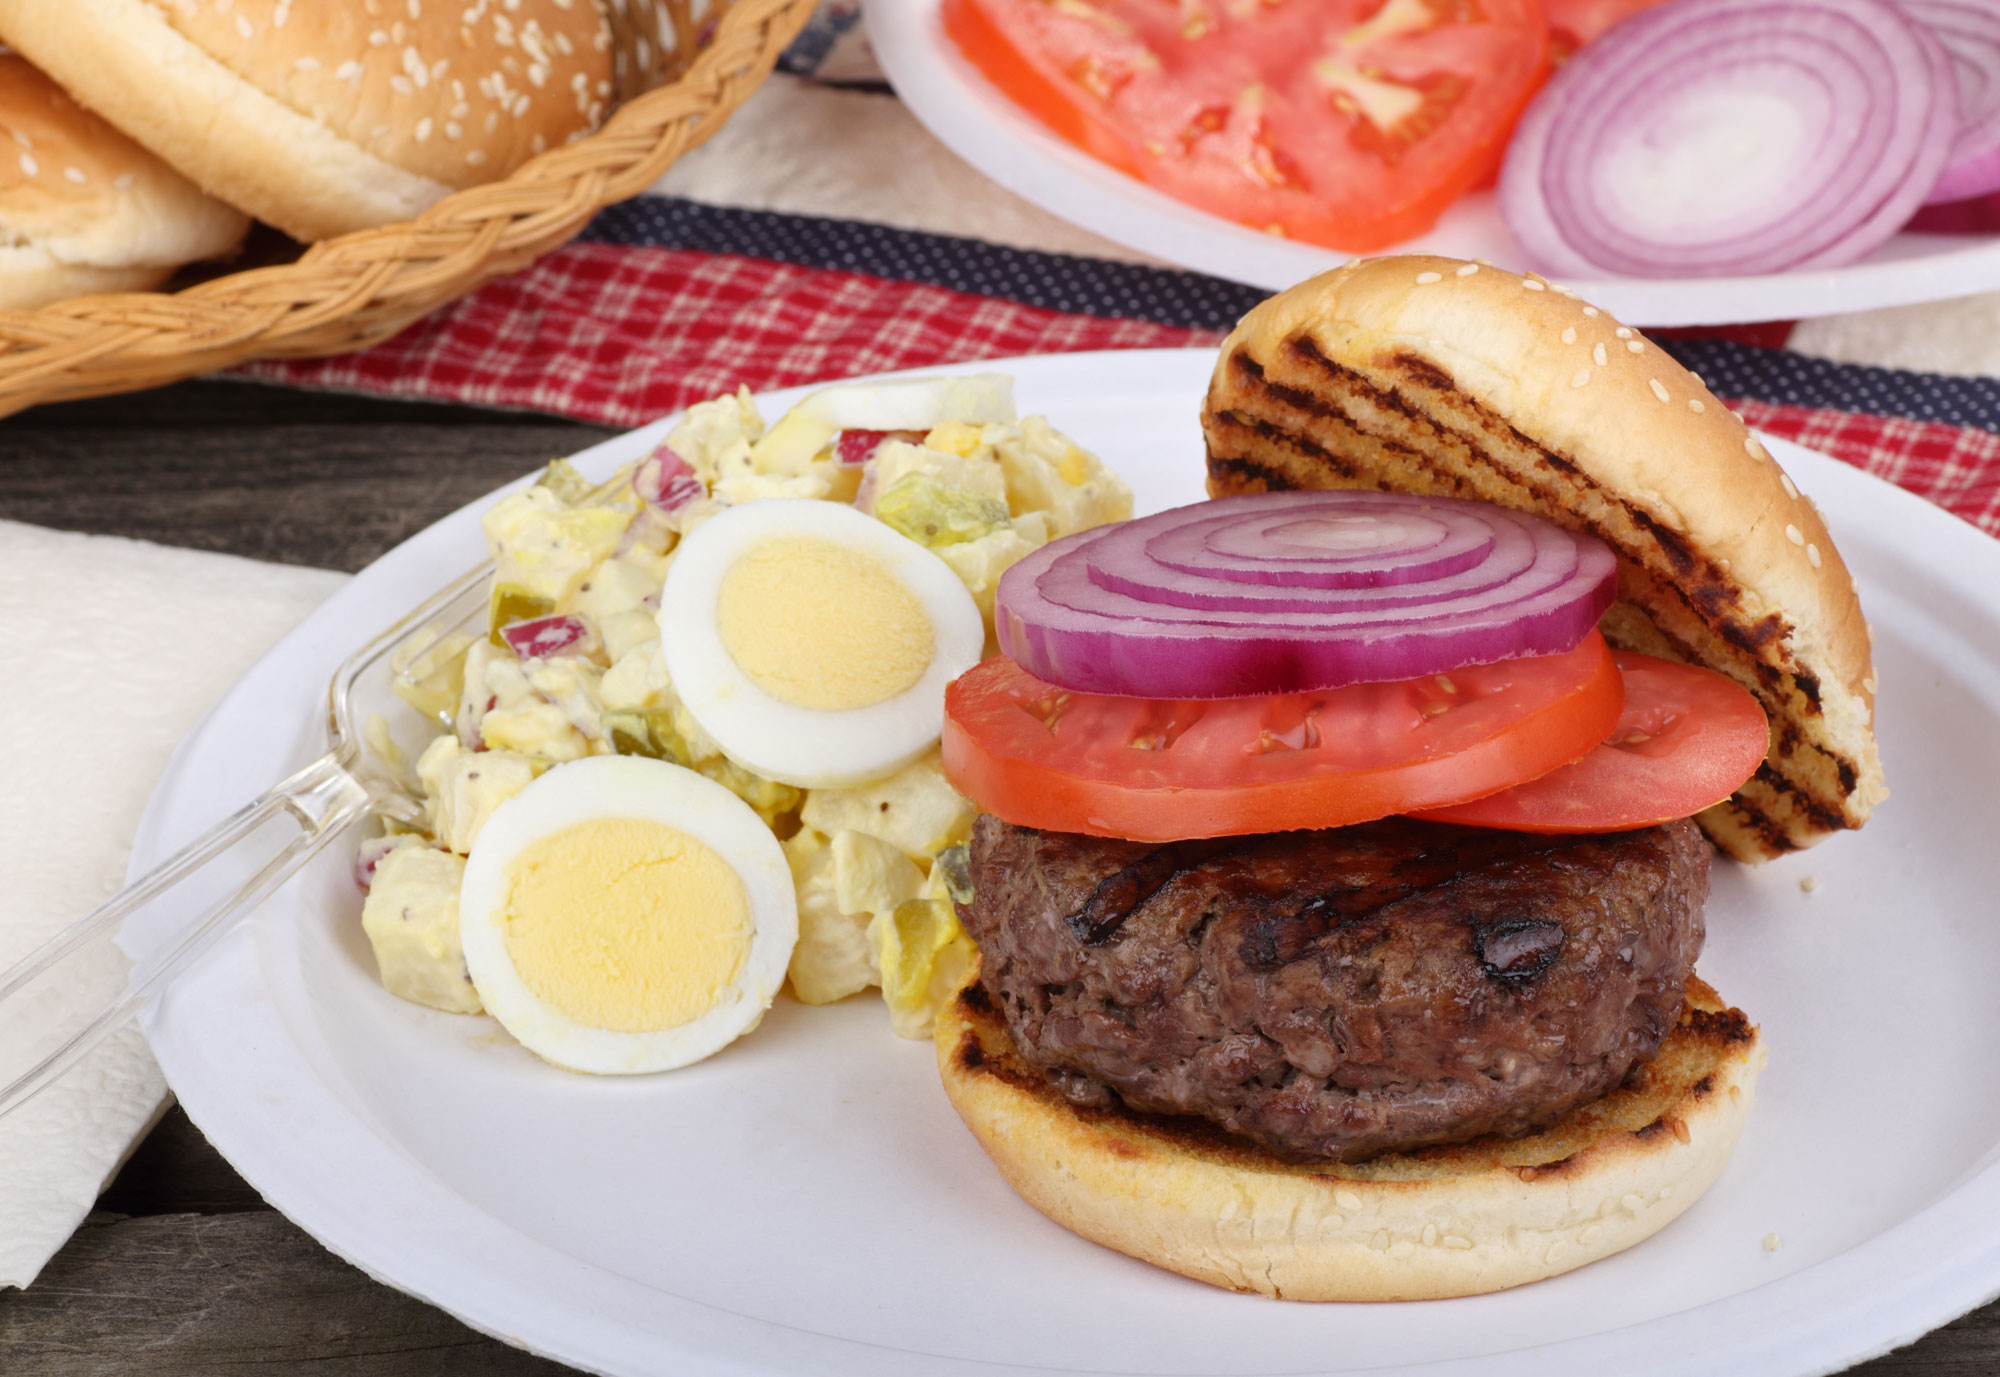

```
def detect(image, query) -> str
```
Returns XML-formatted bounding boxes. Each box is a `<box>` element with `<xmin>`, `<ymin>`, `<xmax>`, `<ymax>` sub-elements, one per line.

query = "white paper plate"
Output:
<box><xmin>865</xmin><ymin>0</ymin><xmax>2000</xmax><ymax>328</ymax></box>
<box><xmin>133</xmin><ymin>349</ymin><xmax>2000</xmax><ymax>1377</ymax></box>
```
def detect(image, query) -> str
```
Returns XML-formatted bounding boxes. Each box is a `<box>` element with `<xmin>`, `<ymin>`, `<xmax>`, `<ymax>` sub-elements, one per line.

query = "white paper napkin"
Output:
<box><xmin>0</xmin><ymin>521</ymin><xmax>343</xmax><ymax>1288</ymax></box>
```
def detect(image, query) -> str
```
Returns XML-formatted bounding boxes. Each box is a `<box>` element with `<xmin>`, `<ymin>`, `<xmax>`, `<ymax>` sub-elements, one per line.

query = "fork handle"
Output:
<box><xmin>0</xmin><ymin>751</ymin><xmax>378</xmax><ymax>1121</ymax></box>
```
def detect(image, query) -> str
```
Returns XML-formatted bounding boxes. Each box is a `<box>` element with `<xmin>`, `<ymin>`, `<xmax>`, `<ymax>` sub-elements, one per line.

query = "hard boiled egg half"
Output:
<box><xmin>659</xmin><ymin>499</ymin><xmax>985</xmax><ymax>789</ymax></box>
<box><xmin>459</xmin><ymin>755</ymin><xmax>797</xmax><ymax>1074</ymax></box>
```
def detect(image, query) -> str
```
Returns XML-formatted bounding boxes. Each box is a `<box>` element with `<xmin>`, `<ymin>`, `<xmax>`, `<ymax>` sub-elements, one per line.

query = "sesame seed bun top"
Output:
<box><xmin>0</xmin><ymin>0</ymin><xmax>615</xmax><ymax>242</ymax></box>
<box><xmin>0</xmin><ymin>52</ymin><xmax>248</xmax><ymax>308</ymax></box>
<box><xmin>1202</xmin><ymin>255</ymin><xmax>1885</xmax><ymax>859</ymax></box>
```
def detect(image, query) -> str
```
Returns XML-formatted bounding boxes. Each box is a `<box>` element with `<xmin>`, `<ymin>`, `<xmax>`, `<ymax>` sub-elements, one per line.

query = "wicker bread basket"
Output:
<box><xmin>0</xmin><ymin>0</ymin><xmax>817</xmax><ymax>420</ymax></box>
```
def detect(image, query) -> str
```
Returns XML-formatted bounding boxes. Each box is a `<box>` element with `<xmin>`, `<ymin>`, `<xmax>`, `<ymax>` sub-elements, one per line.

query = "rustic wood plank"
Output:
<box><xmin>0</xmin><ymin>1212</ymin><xmax>573</xmax><ymax>1375</ymax></box>
<box><xmin>0</xmin><ymin>380</ymin><xmax>616</xmax><ymax>573</ymax></box>
<box><xmin>94</xmin><ymin>1106</ymin><xmax>266</xmax><ymax>1218</ymax></box>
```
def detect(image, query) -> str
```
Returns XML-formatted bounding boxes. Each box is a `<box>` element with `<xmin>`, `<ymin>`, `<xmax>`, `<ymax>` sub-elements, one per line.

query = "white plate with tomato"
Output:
<box><xmin>868</xmin><ymin>0</ymin><xmax>2000</xmax><ymax>326</ymax></box>
<box><xmin>133</xmin><ymin>350</ymin><xmax>2000</xmax><ymax>1375</ymax></box>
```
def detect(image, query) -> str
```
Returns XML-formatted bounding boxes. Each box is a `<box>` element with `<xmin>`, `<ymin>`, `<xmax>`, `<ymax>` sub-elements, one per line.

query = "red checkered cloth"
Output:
<box><xmin>241</xmin><ymin>244</ymin><xmax>1219</xmax><ymax>428</ymax></box>
<box><xmin>241</xmin><ymin>241</ymin><xmax>2000</xmax><ymax>541</ymax></box>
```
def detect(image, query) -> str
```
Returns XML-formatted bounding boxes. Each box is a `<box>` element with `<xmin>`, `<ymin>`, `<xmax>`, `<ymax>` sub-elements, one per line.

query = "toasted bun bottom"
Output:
<box><xmin>937</xmin><ymin>969</ymin><xmax>1762</xmax><ymax>1302</ymax></box>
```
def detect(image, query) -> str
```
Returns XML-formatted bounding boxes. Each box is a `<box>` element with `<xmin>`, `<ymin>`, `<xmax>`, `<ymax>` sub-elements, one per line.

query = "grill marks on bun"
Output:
<box><xmin>0</xmin><ymin>53</ymin><xmax>248</xmax><ymax>308</ymax></box>
<box><xmin>1202</xmin><ymin>256</ymin><xmax>1885</xmax><ymax>861</ymax></box>
<box><xmin>0</xmin><ymin>0</ymin><xmax>614</xmax><ymax>242</ymax></box>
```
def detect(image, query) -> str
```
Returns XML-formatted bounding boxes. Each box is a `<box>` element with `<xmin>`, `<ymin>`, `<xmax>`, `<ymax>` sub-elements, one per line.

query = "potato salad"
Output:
<box><xmin>359</xmin><ymin>375</ymin><xmax>1131</xmax><ymax>1041</ymax></box>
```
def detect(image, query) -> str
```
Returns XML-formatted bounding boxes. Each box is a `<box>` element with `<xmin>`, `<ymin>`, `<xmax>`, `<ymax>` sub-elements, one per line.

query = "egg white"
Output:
<box><xmin>658</xmin><ymin>499</ymin><xmax>986</xmax><ymax>789</ymax></box>
<box><xmin>458</xmin><ymin>755</ymin><xmax>797</xmax><ymax>1075</ymax></box>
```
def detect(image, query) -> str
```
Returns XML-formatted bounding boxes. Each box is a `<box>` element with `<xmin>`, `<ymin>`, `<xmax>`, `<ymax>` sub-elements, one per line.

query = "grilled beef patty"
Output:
<box><xmin>958</xmin><ymin>814</ymin><xmax>1709</xmax><ymax>1162</ymax></box>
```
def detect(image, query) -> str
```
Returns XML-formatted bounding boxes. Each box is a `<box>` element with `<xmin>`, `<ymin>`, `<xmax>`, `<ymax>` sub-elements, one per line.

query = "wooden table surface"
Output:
<box><xmin>3</xmin><ymin>379</ymin><xmax>1996</xmax><ymax>1375</ymax></box>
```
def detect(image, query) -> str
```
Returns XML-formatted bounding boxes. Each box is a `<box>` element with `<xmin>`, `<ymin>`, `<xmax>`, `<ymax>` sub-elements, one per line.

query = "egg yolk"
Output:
<box><xmin>715</xmin><ymin>537</ymin><xmax>934</xmax><ymax>711</ymax></box>
<box><xmin>501</xmin><ymin>818</ymin><xmax>751</xmax><ymax>1033</ymax></box>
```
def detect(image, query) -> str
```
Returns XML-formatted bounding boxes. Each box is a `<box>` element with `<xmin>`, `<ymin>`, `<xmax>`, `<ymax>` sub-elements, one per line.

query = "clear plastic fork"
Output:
<box><xmin>0</xmin><ymin>560</ymin><xmax>496</xmax><ymax>1121</ymax></box>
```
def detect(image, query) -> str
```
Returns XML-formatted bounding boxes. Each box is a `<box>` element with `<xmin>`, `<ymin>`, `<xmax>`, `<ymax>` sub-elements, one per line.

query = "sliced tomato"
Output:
<box><xmin>1411</xmin><ymin>651</ymin><xmax>1769</xmax><ymax>832</ymax></box>
<box><xmin>941</xmin><ymin>632</ymin><xmax>1621</xmax><ymax>841</ymax></box>
<box><xmin>942</xmin><ymin>0</ymin><xmax>1549</xmax><ymax>253</ymax></box>
<box><xmin>1543</xmin><ymin>0</ymin><xmax>1670</xmax><ymax>62</ymax></box>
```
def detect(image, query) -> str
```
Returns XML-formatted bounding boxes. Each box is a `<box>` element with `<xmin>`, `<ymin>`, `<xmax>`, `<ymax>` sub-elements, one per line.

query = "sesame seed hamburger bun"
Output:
<box><xmin>1201</xmin><ymin>255</ymin><xmax>1886</xmax><ymax>862</ymax></box>
<box><xmin>0</xmin><ymin>52</ymin><xmax>248</xmax><ymax>309</ymax></box>
<box><xmin>0</xmin><ymin>0</ymin><xmax>616</xmax><ymax>244</ymax></box>
<box><xmin>937</xmin><ymin>965</ymin><xmax>1762</xmax><ymax>1302</ymax></box>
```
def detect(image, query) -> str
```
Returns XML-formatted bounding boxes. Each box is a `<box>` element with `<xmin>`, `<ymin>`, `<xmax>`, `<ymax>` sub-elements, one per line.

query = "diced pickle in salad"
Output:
<box><xmin>360</xmin><ymin>375</ymin><xmax>1131</xmax><ymax>1037</ymax></box>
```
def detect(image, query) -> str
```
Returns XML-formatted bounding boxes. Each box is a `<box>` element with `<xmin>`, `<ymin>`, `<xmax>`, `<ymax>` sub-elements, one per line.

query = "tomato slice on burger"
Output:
<box><xmin>941</xmin><ymin>0</ymin><xmax>1550</xmax><ymax>253</ymax></box>
<box><xmin>1411</xmin><ymin>651</ymin><xmax>1770</xmax><ymax>832</ymax></box>
<box><xmin>941</xmin><ymin>631</ymin><xmax>1622</xmax><ymax>841</ymax></box>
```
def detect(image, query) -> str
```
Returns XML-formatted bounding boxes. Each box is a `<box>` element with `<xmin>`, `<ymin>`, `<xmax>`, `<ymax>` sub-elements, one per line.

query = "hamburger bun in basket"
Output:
<box><xmin>1201</xmin><ymin>255</ymin><xmax>1885</xmax><ymax>861</ymax></box>
<box><xmin>0</xmin><ymin>52</ymin><xmax>248</xmax><ymax>309</ymax></box>
<box><xmin>0</xmin><ymin>0</ymin><xmax>616</xmax><ymax>243</ymax></box>
<box><xmin>938</xmin><ymin>966</ymin><xmax>1761</xmax><ymax>1302</ymax></box>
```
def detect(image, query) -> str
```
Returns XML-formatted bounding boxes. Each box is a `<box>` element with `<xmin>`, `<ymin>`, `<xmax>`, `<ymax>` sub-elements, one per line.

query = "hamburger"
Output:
<box><xmin>932</xmin><ymin>256</ymin><xmax>1882</xmax><ymax>1301</ymax></box>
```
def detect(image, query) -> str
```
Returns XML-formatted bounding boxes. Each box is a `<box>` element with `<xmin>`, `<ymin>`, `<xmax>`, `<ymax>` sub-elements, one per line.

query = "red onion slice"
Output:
<box><xmin>994</xmin><ymin>492</ymin><xmax>1618</xmax><ymax>698</ymax></box>
<box><xmin>1500</xmin><ymin>0</ymin><xmax>1959</xmax><ymax>278</ymax></box>
<box><xmin>1896</xmin><ymin>0</ymin><xmax>2000</xmax><ymax>202</ymax></box>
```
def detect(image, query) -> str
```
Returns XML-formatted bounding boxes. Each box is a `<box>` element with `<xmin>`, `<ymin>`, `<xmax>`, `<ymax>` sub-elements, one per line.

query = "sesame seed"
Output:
<box><xmin>1545</xmin><ymin>1241</ymin><xmax>1570</xmax><ymax>1264</ymax></box>
<box><xmin>1420</xmin><ymin>1223</ymin><xmax>1438</xmax><ymax>1246</ymax></box>
<box><xmin>415</xmin><ymin>116</ymin><xmax>434</xmax><ymax>141</ymax></box>
<box><xmin>1785</xmin><ymin>524</ymin><xmax>1804</xmax><ymax>545</ymax></box>
<box><xmin>1522</xmin><ymin>278</ymin><xmax>1545</xmax><ymax>291</ymax></box>
<box><xmin>1561</xmin><ymin>326</ymin><xmax>1577</xmax><ymax>344</ymax></box>
<box><xmin>8</xmin><ymin>131</ymin><xmax>28</xmax><ymax>149</ymax></box>
<box><xmin>1746</xmin><ymin>436</ymin><xmax>1767</xmax><ymax>460</ymax></box>
<box><xmin>446</xmin><ymin>121</ymin><xmax>462</xmax><ymax>138</ymax></box>
<box><xmin>391</xmin><ymin>75</ymin><xmax>414</xmax><ymax>94</ymax></box>
<box><xmin>63</xmin><ymin>166</ymin><xmax>85</xmax><ymax>184</ymax></box>
<box><xmin>1764</xmin><ymin>1233</ymin><xmax>1782</xmax><ymax>1253</ymax></box>
<box><xmin>1807</xmin><ymin>543</ymin><xmax>1821</xmax><ymax>568</ymax></box>
<box><xmin>1578</xmin><ymin>1225</ymin><xmax>1600</xmax><ymax>1245</ymax></box>
<box><xmin>1621</xmin><ymin>1193</ymin><xmax>1644</xmax><ymax>1212</ymax></box>
<box><xmin>1335</xmin><ymin>1189</ymin><xmax>1362</xmax><ymax>1209</ymax></box>
<box><xmin>370</xmin><ymin>28</ymin><xmax>389</xmax><ymax>44</ymax></box>
<box><xmin>1582</xmin><ymin>306</ymin><xmax>1599</xmax><ymax>317</ymax></box>
<box><xmin>294</xmin><ymin>55</ymin><xmax>319</xmax><ymax>70</ymax></box>
<box><xmin>1371</xmin><ymin>1230</ymin><xmax>1390</xmax><ymax>1251</ymax></box>
<box><xmin>18</xmin><ymin>153</ymin><xmax>36</xmax><ymax>177</ymax></box>
<box><xmin>1648</xmin><ymin>379</ymin><xmax>1669</xmax><ymax>403</ymax></box>
<box><xmin>1416</xmin><ymin>271</ymin><xmax>1443</xmax><ymax>284</ymax></box>
<box><xmin>467</xmin><ymin>149</ymin><xmax>487</xmax><ymax>165</ymax></box>
<box><xmin>1615</xmin><ymin>327</ymin><xmax>1633</xmax><ymax>339</ymax></box>
<box><xmin>1729</xmin><ymin>1085</ymin><xmax>1742</xmax><ymax>1103</ymax></box>
<box><xmin>1781</xmin><ymin>474</ymin><xmax>1798</xmax><ymax>498</ymax></box>
<box><xmin>1553</xmin><ymin>284</ymin><xmax>1578</xmax><ymax>297</ymax></box>
<box><xmin>1626</xmin><ymin>340</ymin><xmax>1644</xmax><ymax>354</ymax></box>
<box><xmin>1593</xmin><ymin>343</ymin><xmax>1608</xmax><ymax>366</ymax></box>
<box><xmin>1863</xmin><ymin>675</ymin><xmax>1877</xmax><ymax>694</ymax></box>
<box><xmin>1689</xmin><ymin>399</ymin><xmax>1705</xmax><ymax>413</ymax></box>
<box><xmin>1455</xmin><ymin>263</ymin><xmax>1479</xmax><ymax>277</ymax></box>
<box><xmin>235</xmin><ymin>7</ymin><xmax>252</xmax><ymax>31</ymax></box>
<box><xmin>1572</xmin><ymin>368</ymin><xmax>1591</xmax><ymax>388</ymax></box>
<box><xmin>531</xmin><ymin>132</ymin><xmax>546</xmax><ymax>154</ymax></box>
<box><xmin>338</xmin><ymin>60</ymin><xmax>364</xmax><ymax>82</ymax></box>
<box><xmin>274</xmin><ymin>1</ymin><xmax>289</xmax><ymax>26</ymax></box>
<box><xmin>1670</xmin><ymin>1117</ymin><xmax>1691</xmax><ymax>1144</ymax></box>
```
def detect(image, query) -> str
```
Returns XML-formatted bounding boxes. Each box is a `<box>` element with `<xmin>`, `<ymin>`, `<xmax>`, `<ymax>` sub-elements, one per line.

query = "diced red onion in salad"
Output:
<box><xmin>1500</xmin><ymin>0</ymin><xmax>1958</xmax><ymax>279</ymax></box>
<box><xmin>994</xmin><ymin>492</ymin><xmax>1618</xmax><ymax>698</ymax></box>
<box><xmin>634</xmin><ymin>448</ymin><xmax>705</xmax><ymax>511</ymax></box>
<box><xmin>353</xmin><ymin>836</ymin><xmax>406</xmax><ymax>893</ymax></box>
<box><xmin>500</xmin><ymin>614</ymin><xmax>591</xmax><ymax>661</ymax></box>
<box><xmin>834</xmin><ymin>428</ymin><xmax>925</xmax><ymax>466</ymax></box>
<box><xmin>1897</xmin><ymin>0</ymin><xmax>2000</xmax><ymax>202</ymax></box>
